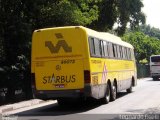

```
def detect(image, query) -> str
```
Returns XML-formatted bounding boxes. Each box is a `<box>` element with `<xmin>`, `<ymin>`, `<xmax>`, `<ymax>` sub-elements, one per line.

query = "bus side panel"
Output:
<box><xmin>89</xmin><ymin>57</ymin><xmax>136</xmax><ymax>99</ymax></box>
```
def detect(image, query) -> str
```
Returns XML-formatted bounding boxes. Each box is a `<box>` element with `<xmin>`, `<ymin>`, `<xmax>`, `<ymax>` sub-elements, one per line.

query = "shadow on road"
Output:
<box><xmin>116</xmin><ymin>92</ymin><xmax>128</xmax><ymax>99</ymax></box>
<box><xmin>15</xmin><ymin>92</ymin><xmax>130</xmax><ymax>117</ymax></box>
<box><xmin>15</xmin><ymin>100</ymin><xmax>101</xmax><ymax>116</ymax></box>
<box><xmin>127</xmin><ymin>107</ymin><xmax>160</xmax><ymax>114</ymax></box>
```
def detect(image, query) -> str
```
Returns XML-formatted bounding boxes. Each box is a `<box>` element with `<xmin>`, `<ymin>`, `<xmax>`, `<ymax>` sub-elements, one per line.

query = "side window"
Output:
<box><xmin>124</xmin><ymin>47</ymin><xmax>127</xmax><ymax>59</ymax></box>
<box><xmin>113</xmin><ymin>44</ymin><xmax>117</xmax><ymax>58</ymax></box>
<box><xmin>131</xmin><ymin>49</ymin><xmax>135</xmax><ymax>60</ymax></box>
<box><xmin>117</xmin><ymin>45</ymin><xmax>121</xmax><ymax>59</ymax></box>
<box><xmin>106</xmin><ymin>42</ymin><xmax>110</xmax><ymax>57</ymax></box>
<box><xmin>120</xmin><ymin>46</ymin><xmax>131</xmax><ymax>60</ymax></box>
<box><xmin>128</xmin><ymin>48</ymin><xmax>131</xmax><ymax>60</ymax></box>
<box><xmin>101</xmin><ymin>41</ymin><xmax>105</xmax><ymax>57</ymax></box>
<box><xmin>109</xmin><ymin>43</ymin><xmax>114</xmax><ymax>58</ymax></box>
<box><xmin>103</xmin><ymin>41</ymin><xmax>109</xmax><ymax>57</ymax></box>
<box><xmin>126</xmin><ymin>48</ymin><xmax>129</xmax><ymax>60</ymax></box>
<box><xmin>94</xmin><ymin>38</ymin><xmax>101</xmax><ymax>57</ymax></box>
<box><xmin>122</xmin><ymin>47</ymin><xmax>126</xmax><ymax>59</ymax></box>
<box><xmin>125</xmin><ymin>47</ymin><xmax>128</xmax><ymax>59</ymax></box>
<box><xmin>119</xmin><ymin>46</ymin><xmax>123</xmax><ymax>59</ymax></box>
<box><xmin>88</xmin><ymin>37</ymin><xmax>95</xmax><ymax>56</ymax></box>
<box><xmin>88</xmin><ymin>37</ymin><xmax>101</xmax><ymax>57</ymax></box>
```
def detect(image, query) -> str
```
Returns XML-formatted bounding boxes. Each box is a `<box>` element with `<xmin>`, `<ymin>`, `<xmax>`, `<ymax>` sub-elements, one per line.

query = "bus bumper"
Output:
<box><xmin>151</xmin><ymin>73</ymin><xmax>160</xmax><ymax>80</ymax></box>
<box><xmin>33</xmin><ymin>85</ymin><xmax>92</xmax><ymax>100</ymax></box>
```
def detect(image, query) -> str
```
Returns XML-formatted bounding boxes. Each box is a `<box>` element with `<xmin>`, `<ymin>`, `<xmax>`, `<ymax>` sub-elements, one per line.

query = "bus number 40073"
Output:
<box><xmin>61</xmin><ymin>59</ymin><xmax>75</xmax><ymax>64</ymax></box>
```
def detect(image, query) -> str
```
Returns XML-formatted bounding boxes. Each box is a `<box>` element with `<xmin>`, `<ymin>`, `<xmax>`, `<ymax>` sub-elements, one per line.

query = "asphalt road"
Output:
<box><xmin>3</xmin><ymin>78</ymin><xmax>160</xmax><ymax>120</ymax></box>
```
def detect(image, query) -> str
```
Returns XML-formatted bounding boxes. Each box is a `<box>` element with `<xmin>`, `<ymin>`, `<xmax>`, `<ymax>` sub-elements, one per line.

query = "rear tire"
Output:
<box><xmin>110</xmin><ymin>82</ymin><xmax>117</xmax><ymax>101</ymax></box>
<box><xmin>57</xmin><ymin>98</ymin><xmax>68</xmax><ymax>106</ymax></box>
<box><xmin>101</xmin><ymin>83</ymin><xmax>110</xmax><ymax>104</ymax></box>
<box><xmin>126</xmin><ymin>85</ymin><xmax>132</xmax><ymax>93</ymax></box>
<box><xmin>152</xmin><ymin>77</ymin><xmax>157</xmax><ymax>81</ymax></box>
<box><xmin>126</xmin><ymin>79</ymin><xmax>133</xmax><ymax>93</ymax></box>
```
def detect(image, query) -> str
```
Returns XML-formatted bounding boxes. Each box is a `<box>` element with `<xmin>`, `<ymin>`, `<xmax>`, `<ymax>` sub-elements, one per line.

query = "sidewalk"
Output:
<box><xmin>138</xmin><ymin>77</ymin><xmax>153</xmax><ymax>81</ymax></box>
<box><xmin>0</xmin><ymin>99</ymin><xmax>51</xmax><ymax>114</ymax></box>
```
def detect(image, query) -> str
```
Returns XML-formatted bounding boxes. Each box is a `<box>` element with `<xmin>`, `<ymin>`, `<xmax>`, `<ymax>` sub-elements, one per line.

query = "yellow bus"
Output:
<box><xmin>31</xmin><ymin>26</ymin><xmax>137</xmax><ymax>105</ymax></box>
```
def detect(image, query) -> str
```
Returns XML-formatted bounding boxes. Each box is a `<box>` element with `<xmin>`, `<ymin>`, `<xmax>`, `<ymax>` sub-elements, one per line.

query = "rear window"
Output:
<box><xmin>151</xmin><ymin>56</ymin><xmax>160</xmax><ymax>62</ymax></box>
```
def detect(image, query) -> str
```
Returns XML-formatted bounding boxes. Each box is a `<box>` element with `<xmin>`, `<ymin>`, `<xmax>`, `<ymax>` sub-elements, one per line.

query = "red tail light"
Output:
<box><xmin>84</xmin><ymin>70</ymin><xmax>91</xmax><ymax>83</ymax></box>
<box><xmin>31</xmin><ymin>73</ymin><xmax>36</xmax><ymax>89</ymax></box>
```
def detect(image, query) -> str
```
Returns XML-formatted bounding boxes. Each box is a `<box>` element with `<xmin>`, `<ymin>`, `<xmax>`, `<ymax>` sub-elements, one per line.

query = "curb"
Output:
<box><xmin>138</xmin><ymin>77</ymin><xmax>152</xmax><ymax>81</ymax></box>
<box><xmin>0</xmin><ymin>99</ymin><xmax>44</xmax><ymax>114</ymax></box>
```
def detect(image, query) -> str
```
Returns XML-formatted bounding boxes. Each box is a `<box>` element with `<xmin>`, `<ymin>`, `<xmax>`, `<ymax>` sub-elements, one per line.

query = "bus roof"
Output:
<box><xmin>150</xmin><ymin>55</ymin><xmax>160</xmax><ymax>57</ymax></box>
<box><xmin>82</xmin><ymin>26</ymin><xmax>133</xmax><ymax>49</ymax></box>
<box><xmin>35</xmin><ymin>26</ymin><xmax>133</xmax><ymax>49</ymax></box>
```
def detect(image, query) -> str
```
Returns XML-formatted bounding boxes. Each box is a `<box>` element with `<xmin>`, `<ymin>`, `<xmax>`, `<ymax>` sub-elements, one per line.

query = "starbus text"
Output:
<box><xmin>43</xmin><ymin>74</ymin><xmax>76</xmax><ymax>84</ymax></box>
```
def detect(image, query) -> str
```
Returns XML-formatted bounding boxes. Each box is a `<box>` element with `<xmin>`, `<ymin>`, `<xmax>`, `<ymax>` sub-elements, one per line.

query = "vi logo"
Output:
<box><xmin>45</xmin><ymin>33</ymin><xmax>72</xmax><ymax>53</ymax></box>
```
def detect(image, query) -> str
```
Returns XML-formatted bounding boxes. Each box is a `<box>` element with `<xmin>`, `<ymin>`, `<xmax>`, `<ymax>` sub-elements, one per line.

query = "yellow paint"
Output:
<box><xmin>31</xmin><ymin>26</ymin><xmax>136</xmax><ymax>91</ymax></box>
<box><xmin>90</xmin><ymin>58</ymin><xmax>136</xmax><ymax>85</ymax></box>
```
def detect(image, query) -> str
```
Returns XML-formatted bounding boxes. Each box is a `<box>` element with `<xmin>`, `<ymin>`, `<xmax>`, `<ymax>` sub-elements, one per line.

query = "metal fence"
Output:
<box><xmin>137</xmin><ymin>64</ymin><xmax>150</xmax><ymax>78</ymax></box>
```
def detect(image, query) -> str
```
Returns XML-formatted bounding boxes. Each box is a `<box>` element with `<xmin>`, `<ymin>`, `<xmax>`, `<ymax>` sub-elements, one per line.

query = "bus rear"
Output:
<box><xmin>31</xmin><ymin>26</ymin><xmax>91</xmax><ymax>100</ymax></box>
<box><xmin>150</xmin><ymin>55</ymin><xmax>160</xmax><ymax>80</ymax></box>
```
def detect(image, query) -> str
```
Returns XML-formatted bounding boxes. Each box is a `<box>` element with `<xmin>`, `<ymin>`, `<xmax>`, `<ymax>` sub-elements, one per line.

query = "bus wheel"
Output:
<box><xmin>152</xmin><ymin>77</ymin><xmax>157</xmax><ymax>81</ymax></box>
<box><xmin>110</xmin><ymin>82</ymin><xmax>117</xmax><ymax>101</ymax></box>
<box><xmin>102</xmin><ymin>83</ymin><xmax>110</xmax><ymax>104</ymax></box>
<box><xmin>126</xmin><ymin>85</ymin><xmax>132</xmax><ymax>93</ymax></box>
<box><xmin>57</xmin><ymin>98</ymin><xmax>68</xmax><ymax>106</ymax></box>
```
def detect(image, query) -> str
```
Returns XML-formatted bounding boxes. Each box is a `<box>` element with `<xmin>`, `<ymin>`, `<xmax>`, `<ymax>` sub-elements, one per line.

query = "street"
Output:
<box><xmin>3</xmin><ymin>78</ymin><xmax>160</xmax><ymax>120</ymax></box>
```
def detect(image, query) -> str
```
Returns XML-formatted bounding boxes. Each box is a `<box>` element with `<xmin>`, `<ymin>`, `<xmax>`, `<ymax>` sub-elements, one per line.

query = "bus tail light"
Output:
<box><xmin>31</xmin><ymin>73</ymin><xmax>36</xmax><ymax>89</ymax></box>
<box><xmin>84</xmin><ymin>70</ymin><xmax>91</xmax><ymax>83</ymax></box>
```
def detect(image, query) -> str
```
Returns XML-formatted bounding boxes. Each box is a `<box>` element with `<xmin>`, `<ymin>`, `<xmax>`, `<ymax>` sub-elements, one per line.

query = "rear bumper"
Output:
<box><xmin>151</xmin><ymin>73</ymin><xmax>160</xmax><ymax>77</ymax></box>
<box><xmin>151</xmin><ymin>73</ymin><xmax>160</xmax><ymax>80</ymax></box>
<box><xmin>31</xmin><ymin>73</ymin><xmax>92</xmax><ymax>100</ymax></box>
<box><xmin>33</xmin><ymin>85</ymin><xmax>92</xmax><ymax>100</ymax></box>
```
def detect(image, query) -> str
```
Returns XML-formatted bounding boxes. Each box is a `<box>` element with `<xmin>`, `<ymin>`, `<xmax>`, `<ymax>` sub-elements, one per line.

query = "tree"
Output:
<box><xmin>37</xmin><ymin>0</ymin><xmax>100</xmax><ymax>28</ymax></box>
<box><xmin>117</xmin><ymin>0</ymin><xmax>145</xmax><ymax>35</ymax></box>
<box><xmin>122</xmin><ymin>32</ymin><xmax>160</xmax><ymax>63</ymax></box>
<box><xmin>88</xmin><ymin>0</ymin><xmax>118</xmax><ymax>31</ymax></box>
<box><xmin>0</xmin><ymin>0</ymin><xmax>33</xmax><ymax>100</ymax></box>
<box><xmin>89</xmin><ymin>0</ymin><xmax>145</xmax><ymax>36</ymax></box>
<box><xmin>139</xmin><ymin>24</ymin><xmax>160</xmax><ymax>39</ymax></box>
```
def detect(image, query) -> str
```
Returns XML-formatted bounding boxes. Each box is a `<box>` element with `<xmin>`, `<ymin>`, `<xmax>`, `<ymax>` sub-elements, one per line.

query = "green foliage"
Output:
<box><xmin>117</xmin><ymin>0</ymin><xmax>145</xmax><ymax>35</ymax></box>
<box><xmin>89</xmin><ymin>0</ymin><xmax>145</xmax><ymax>35</ymax></box>
<box><xmin>89</xmin><ymin>0</ymin><xmax>118</xmax><ymax>31</ymax></box>
<box><xmin>139</xmin><ymin>25</ymin><xmax>160</xmax><ymax>39</ymax></box>
<box><xmin>35</xmin><ymin>0</ymin><xmax>100</xmax><ymax>27</ymax></box>
<box><xmin>0</xmin><ymin>0</ymin><xmax>33</xmax><ymax>100</ymax></box>
<box><xmin>122</xmin><ymin>32</ymin><xmax>160</xmax><ymax>63</ymax></box>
